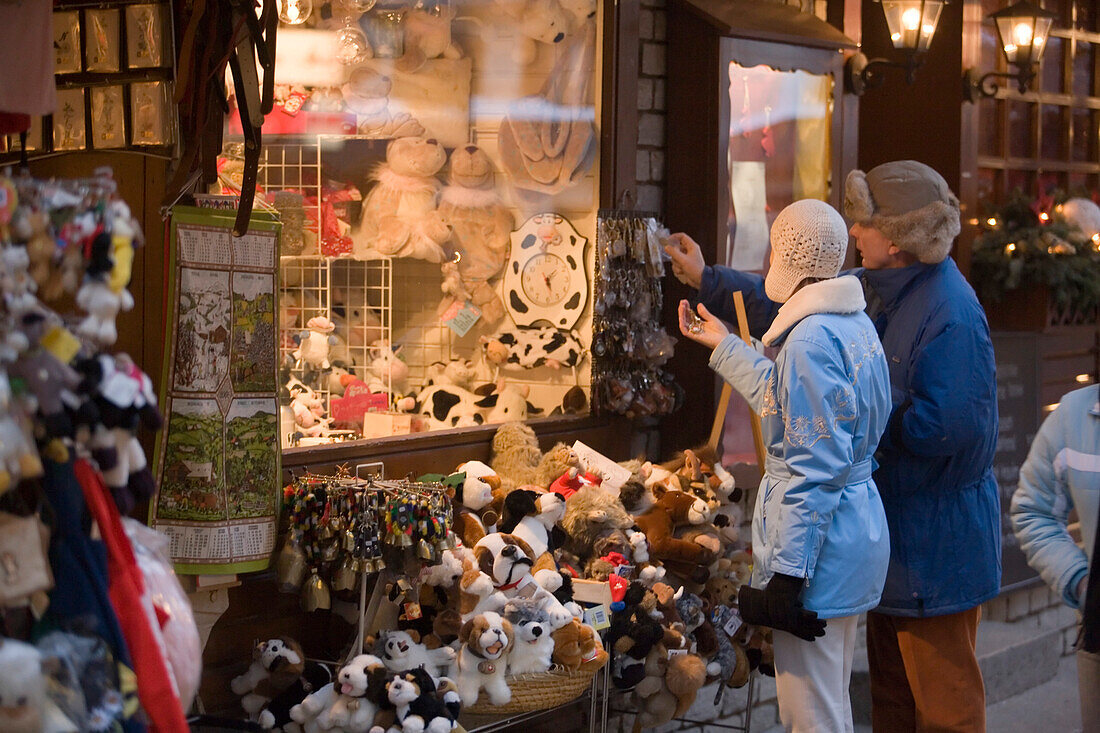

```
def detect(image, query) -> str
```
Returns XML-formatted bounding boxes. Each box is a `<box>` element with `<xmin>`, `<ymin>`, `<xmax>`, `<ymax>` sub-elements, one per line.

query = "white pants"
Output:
<box><xmin>772</xmin><ymin>614</ymin><xmax>859</xmax><ymax>733</ymax></box>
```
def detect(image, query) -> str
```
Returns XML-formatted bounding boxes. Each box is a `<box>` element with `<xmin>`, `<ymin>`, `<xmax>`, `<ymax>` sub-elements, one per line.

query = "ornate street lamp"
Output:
<box><xmin>846</xmin><ymin>0</ymin><xmax>949</xmax><ymax>95</ymax></box>
<box><xmin>964</xmin><ymin>1</ymin><xmax>1057</xmax><ymax>100</ymax></box>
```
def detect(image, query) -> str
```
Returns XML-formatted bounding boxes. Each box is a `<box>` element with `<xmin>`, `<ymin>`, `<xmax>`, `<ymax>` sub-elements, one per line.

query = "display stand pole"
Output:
<box><xmin>733</xmin><ymin>291</ymin><xmax>767</xmax><ymax>471</ymax></box>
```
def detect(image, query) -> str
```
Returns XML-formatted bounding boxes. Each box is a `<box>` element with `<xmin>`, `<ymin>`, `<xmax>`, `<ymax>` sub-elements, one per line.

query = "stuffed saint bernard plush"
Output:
<box><xmin>455</xmin><ymin>611</ymin><xmax>514</xmax><ymax>706</ymax></box>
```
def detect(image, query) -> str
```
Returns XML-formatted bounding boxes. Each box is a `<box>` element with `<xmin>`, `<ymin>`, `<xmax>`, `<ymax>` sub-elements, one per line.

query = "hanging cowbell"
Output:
<box><xmin>301</xmin><ymin>571</ymin><xmax>331</xmax><ymax>612</ymax></box>
<box><xmin>275</xmin><ymin>541</ymin><xmax>308</xmax><ymax>593</ymax></box>
<box><xmin>332</xmin><ymin>556</ymin><xmax>360</xmax><ymax>592</ymax></box>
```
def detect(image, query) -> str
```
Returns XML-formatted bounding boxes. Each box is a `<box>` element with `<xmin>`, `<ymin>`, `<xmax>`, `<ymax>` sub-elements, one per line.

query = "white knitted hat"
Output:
<box><xmin>765</xmin><ymin>199</ymin><xmax>849</xmax><ymax>303</ymax></box>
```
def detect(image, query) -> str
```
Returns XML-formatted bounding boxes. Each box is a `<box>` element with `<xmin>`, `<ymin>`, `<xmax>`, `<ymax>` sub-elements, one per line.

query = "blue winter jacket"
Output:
<box><xmin>699</xmin><ymin>258</ymin><xmax>1002</xmax><ymax>617</ymax></box>
<box><xmin>1011</xmin><ymin>385</ymin><xmax>1099</xmax><ymax>609</ymax></box>
<box><xmin>708</xmin><ymin>276</ymin><xmax>892</xmax><ymax>618</ymax></box>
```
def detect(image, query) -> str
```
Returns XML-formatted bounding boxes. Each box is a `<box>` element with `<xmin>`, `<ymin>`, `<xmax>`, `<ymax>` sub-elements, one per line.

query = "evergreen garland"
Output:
<box><xmin>970</xmin><ymin>191</ymin><xmax>1100</xmax><ymax>315</ymax></box>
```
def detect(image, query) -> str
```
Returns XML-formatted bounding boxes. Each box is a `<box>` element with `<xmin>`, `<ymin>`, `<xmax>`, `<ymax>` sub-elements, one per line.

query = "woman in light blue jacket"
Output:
<box><xmin>1011</xmin><ymin>384</ymin><xmax>1100</xmax><ymax>729</ymax></box>
<box><xmin>678</xmin><ymin>199</ymin><xmax>891</xmax><ymax>733</ymax></box>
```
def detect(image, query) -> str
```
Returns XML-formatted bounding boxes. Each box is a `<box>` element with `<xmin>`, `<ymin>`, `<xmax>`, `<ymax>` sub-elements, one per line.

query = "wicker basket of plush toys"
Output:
<box><xmin>232</xmin><ymin>422</ymin><xmax>766</xmax><ymax>732</ymax></box>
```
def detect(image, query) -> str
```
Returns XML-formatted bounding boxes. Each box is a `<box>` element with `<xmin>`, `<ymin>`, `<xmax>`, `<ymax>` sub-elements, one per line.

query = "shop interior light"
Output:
<box><xmin>846</xmin><ymin>0</ymin><xmax>948</xmax><ymax>95</ymax></box>
<box><xmin>964</xmin><ymin>1</ymin><xmax>1057</xmax><ymax>101</ymax></box>
<box><xmin>278</xmin><ymin>0</ymin><xmax>313</xmax><ymax>25</ymax></box>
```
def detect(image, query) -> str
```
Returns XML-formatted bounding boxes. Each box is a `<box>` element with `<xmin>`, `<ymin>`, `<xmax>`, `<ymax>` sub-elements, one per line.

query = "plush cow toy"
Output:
<box><xmin>481</xmin><ymin>326</ymin><xmax>586</xmax><ymax>370</ymax></box>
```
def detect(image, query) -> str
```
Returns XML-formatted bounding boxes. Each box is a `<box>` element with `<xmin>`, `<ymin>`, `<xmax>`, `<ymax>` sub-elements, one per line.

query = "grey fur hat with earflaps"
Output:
<box><xmin>843</xmin><ymin>160</ymin><xmax>961</xmax><ymax>264</ymax></box>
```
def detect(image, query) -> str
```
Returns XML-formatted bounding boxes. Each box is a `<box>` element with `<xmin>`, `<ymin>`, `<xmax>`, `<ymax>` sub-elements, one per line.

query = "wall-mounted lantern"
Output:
<box><xmin>846</xmin><ymin>0</ymin><xmax>948</xmax><ymax>95</ymax></box>
<box><xmin>963</xmin><ymin>1</ymin><xmax>1057</xmax><ymax>100</ymax></box>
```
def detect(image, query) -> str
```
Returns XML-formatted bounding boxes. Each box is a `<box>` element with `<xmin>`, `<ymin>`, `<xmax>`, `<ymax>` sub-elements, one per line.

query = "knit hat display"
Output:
<box><xmin>764</xmin><ymin>199</ymin><xmax>848</xmax><ymax>303</ymax></box>
<box><xmin>843</xmin><ymin>160</ymin><xmax>960</xmax><ymax>264</ymax></box>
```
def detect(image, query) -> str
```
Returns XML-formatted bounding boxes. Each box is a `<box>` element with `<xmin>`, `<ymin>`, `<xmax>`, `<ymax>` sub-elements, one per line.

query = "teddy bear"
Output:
<box><xmin>353</xmin><ymin>137</ymin><xmax>449</xmax><ymax>262</ymax></box>
<box><xmin>457</xmin><ymin>553</ymin><xmax>509</xmax><ymax>620</ymax></box>
<box><xmin>493</xmin><ymin>0</ymin><xmax>570</xmax><ymax>65</ymax></box>
<box><xmin>287</xmin><ymin>379</ymin><xmax>332</xmax><ymax>438</ymax></box>
<box><xmin>535</xmin><ymin>442</ymin><xmax>585</xmax><ymax>490</ymax></box>
<box><xmin>254</xmin><ymin>647</ymin><xmax>332</xmax><ymax>730</ymax></box>
<box><xmin>341</xmin><ymin>67</ymin><xmax>425</xmax><ymax>138</ymax></box>
<box><xmin>436</xmin><ymin>145</ymin><xmax>513</xmax><ymax>325</ymax></box>
<box><xmin>472</xmin><ymin>534</ymin><xmax>571</xmax><ymax>626</ymax></box>
<box><xmin>631</xmin><ymin>630</ymin><xmax>708</xmax><ymax>729</ymax></box>
<box><xmin>550</xmin><ymin>616</ymin><xmax>606</xmax><ymax>671</ymax></box>
<box><xmin>418</xmin><ymin>547</ymin><xmax>474</xmax><ymax>644</ymax></box>
<box><xmin>396</xmin><ymin>5</ymin><xmax>462</xmax><ymax>74</ymax></box>
<box><xmin>424</xmin><ymin>359</ymin><xmax>478</xmax><ymax>390</ymax></box>
<box><xmin>232</xmin><ymin>637</ymin><xmax>311</xmax><ymax>717</ymax></box>
<box><xmin>17</xmin><ymin>209</ymin><xmax>54</xmax><ymax>293</ymax></box>
<box><xmin>77</xmin><ymin>353</ymin><xmax>162</xmax><ymax>514</ymax></box>
<box><xmin>374</xmin><ymin>629</ymin><xmax>456</xmax><ymax>679</ymax></box>
<box><xmin>560</xmin><ymin>485</ymin><xmax>635</xmax><ymax>561</ymax></box>
<box><xmin>289</xmin><ymin>653</ymin><xmax>390</xmax><ymax>733</ymax></box>
<box><xmin>385</xmin><ymin>667</ymin><xmax>461</xmax><ymax>733</ymax></box>
<box><xmin>503</xmin><ymin>599</ymin><xmax>555</xmax><ymax>675</ymax></box>
<box><xmin>499</xmin><ymin>488</ymin><xmax>564</xmax><ymax>560</ymax></box>
<box><xmin>489</xmin><ymin>421</ymin><xmax>543</xmax><ymax>490</ymax></box>
<box><xmin>449</xmin><ymin>460</ymin><xmax>502</xmax><ymax>548</ymax></box>
<box><xmin>455</xmin><ymin>611</ymin><xmax>514</xmax><ymax>706</ymax></box>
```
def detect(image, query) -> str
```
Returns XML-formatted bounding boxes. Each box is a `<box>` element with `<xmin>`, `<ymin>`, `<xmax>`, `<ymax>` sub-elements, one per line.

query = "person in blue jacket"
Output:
<box><xmin>667</xmin><ymin>160</ymin><xmax>1000</xmax><ymax>732</ymax></box>
<box><xmin>1011</xmin><ymin>385</ymin><xmax>1100</xmax><ymax>731</ymax></box>
<box><xmin>678</xmin><ymin>198</ymin><xmax>892</xmax><ymax>733</ymax></box>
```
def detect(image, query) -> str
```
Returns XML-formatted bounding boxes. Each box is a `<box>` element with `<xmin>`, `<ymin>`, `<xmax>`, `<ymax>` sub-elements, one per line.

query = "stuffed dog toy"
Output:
<box><xmin>232</xmin><ymin>637</ymin><xmax>307</xmax><ymax>716</ymax></box>
<box><xmin>385</xmin><ymin>667</ymin><xmax>461</xmax><ymax>733</ymax></box>
<box><xmin>473</xmin><ymin>533</ymin><xmax>572</xmax><ymax>628</ymax></box>
<box><xmin>502</xmin><ymin>599</ymin><xmax>555</xmax><ymax>675</ymax></box>
<box><xmin>375</xmin><ymin>630</ymin><xmax>456</xmax><ymax>678</ymax></box>
<box><xmin>456</xmin><ymin>611</ymin><xmax>514</xmax><ymax>706</ymax></box>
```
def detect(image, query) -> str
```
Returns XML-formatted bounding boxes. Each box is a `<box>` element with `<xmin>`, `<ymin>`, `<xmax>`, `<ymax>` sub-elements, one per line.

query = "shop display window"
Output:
<box><xmin>725</xmin><ymin>60</ymin><xmax>831</xmax><ymax>272</ymax></box>
<box><xmin>221</xmin><ymin>0</ymin><xmax>603</xmax><ymax>446</ymax></box>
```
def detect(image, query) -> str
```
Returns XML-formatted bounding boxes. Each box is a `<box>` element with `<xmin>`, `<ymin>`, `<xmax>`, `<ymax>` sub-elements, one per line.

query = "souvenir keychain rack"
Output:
<box><xmin>591</xmin><ymin>207</ymin><xmax>681</xmax><ymax>419</ymax></box>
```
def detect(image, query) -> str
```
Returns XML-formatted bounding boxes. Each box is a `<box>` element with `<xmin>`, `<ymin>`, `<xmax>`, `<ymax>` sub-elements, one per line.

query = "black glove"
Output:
<box><xmin>738</xmin><ymin>573</ymin><xmax>826</xmax><ymax>642</ymax></box>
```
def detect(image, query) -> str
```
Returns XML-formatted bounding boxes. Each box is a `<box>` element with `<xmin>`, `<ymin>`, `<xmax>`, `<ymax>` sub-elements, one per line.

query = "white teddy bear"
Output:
<box><xmin>353</xmin><ymin>137</ymin><xmax>450</xmax><ymax>262</ymax></box>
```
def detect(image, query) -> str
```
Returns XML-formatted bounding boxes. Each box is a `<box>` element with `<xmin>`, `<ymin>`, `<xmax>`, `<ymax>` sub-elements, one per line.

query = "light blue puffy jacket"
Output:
<box><xmin>1011</xmin><ymin>385</ymin><xmax>1100</xmax><ymax>609</ymax></box>
<box><xmin>708</xmin><ymin>276</ymin><xmax>892</xmax><ymax>618</ymax></box>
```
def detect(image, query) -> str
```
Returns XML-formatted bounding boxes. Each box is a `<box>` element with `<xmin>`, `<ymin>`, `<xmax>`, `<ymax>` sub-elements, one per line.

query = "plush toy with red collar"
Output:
<box><xmin>472</xmin><ymin>533</ymin><xmax>572</xmax><ymax>629</ymax></box>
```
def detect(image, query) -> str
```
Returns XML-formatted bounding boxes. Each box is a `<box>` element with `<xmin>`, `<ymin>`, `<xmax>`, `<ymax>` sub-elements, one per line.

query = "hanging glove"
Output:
<box><xmin>738</xmin><ymin>573</ymin><xmax>826</xmax><ymax>642</ymax></box>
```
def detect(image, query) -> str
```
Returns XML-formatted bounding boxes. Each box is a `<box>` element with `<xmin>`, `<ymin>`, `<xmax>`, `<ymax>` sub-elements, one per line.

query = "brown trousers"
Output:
<box><xmin>867</xmin><ymin>607</ymin><xmax>986</xmax><ymax>732</ymax></box>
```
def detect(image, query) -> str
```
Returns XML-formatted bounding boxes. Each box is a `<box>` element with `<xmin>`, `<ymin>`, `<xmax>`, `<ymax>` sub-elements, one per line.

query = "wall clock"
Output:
<box><xmin>502</xmin><ymin>213</ymin><xmax>588</xmax><ymax>329</ymax></box>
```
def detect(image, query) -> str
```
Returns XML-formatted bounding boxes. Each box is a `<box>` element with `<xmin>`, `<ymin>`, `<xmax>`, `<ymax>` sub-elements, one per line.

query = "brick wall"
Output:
<box><xmin>635</xmin><ymin>0</ymin><xmax>667</xmax><ymax>214</ymax></box>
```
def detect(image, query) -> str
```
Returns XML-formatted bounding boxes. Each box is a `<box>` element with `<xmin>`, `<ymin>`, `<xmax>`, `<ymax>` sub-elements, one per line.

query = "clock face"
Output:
<box><xmin>520</xmin><ymin>253</ymin><xmax>571</xmax><ymax>307</ymax></box>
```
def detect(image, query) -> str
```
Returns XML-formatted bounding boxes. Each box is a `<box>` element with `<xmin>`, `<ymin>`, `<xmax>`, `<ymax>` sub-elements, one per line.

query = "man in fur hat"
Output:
<box><xmin>666</xmin><ymin>160</ymin><xmax>999</xmax><ymax>732</ymax></box>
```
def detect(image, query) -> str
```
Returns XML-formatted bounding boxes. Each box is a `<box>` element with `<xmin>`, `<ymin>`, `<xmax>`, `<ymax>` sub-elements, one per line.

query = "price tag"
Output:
<box><xmin>441</xmin><ymin>300</ymin><xmax>482</xmax><ymax>337</ymax></box>
<box><xmin>613</xmin><ymin>564</ymin><xmax>634</xmax><ymax>579</ymax></box>
<box><xmin>584</xmin><ymin>605</ymin><xmax>610</xmax><ymax>631</ymax></box>
<box><xmin>667</xmin><ymin>647</ymin><xmax>688</xmax><ymax>657</ymax></box>
<box><xmin>723</xmin><ymin>608</ymin><xmax>743</xmax><ymax>637</ymax></box>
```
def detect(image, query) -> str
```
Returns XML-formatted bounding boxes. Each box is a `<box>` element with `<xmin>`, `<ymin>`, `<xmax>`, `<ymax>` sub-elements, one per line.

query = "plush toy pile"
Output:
<box><xmin>254</xmin><ymin>420</ymin><xmax>768</xmax><ymax>731</ymax></box>
<box><xmin>0</xmin><ymin>171</ymin><xmax>198</xmax><ymax>732</ymax></box>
